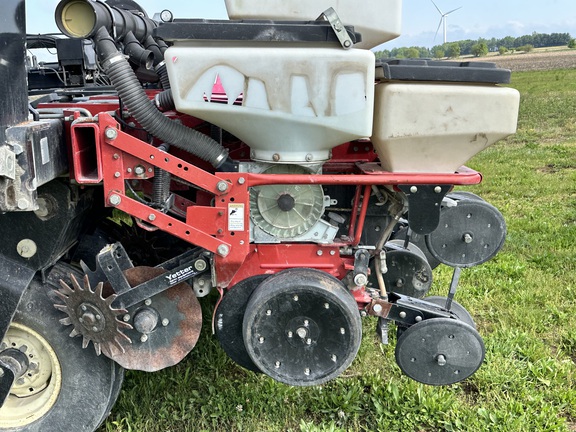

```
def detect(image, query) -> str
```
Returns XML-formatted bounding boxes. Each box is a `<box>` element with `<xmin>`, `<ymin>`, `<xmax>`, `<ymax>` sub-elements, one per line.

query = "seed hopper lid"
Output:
<box><xmin>376</xmin><ymin>59</ymin><xmax>512</xmax><ymax>84</ymax></box>
<box><xmin>154</xmin><ymin>19</ymin><xmax>361</xmax><ymax>45</ymax></box>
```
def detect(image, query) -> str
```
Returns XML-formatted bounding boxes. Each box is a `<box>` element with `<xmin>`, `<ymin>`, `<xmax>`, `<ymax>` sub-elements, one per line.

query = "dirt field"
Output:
<box><xmin>465</xmin><ymin>49</ymin><xmax>576</xmax><ymax>71</ymax></box>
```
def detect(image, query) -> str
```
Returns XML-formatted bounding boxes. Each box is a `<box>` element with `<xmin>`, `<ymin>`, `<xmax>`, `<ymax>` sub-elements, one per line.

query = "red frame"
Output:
<box><xmin>67</xmin><ymin>109</ymin><xmax>482</xmax><ymax>288</ymax></box>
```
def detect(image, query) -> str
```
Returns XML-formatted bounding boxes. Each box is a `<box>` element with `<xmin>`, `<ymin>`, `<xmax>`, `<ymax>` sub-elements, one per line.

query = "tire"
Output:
<box><xmin>0</xmin><ymin>276</ymin><xmax>123</xmax><ymax>432</ymax></box>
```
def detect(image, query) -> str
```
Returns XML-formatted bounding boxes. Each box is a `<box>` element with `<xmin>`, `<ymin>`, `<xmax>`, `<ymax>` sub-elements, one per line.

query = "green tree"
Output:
<box><xmin>518</xmin><ymin>44</ymin><xmax>534</xmax><ymax>53</ymax></box>
<box><xmin>406</xmin><ymin>47</ymin><xmax>420</xmax><ymax>58</ymax></box>
<box><xmin>433</xmin><ymin>48</ymin><xmax>445</xmax><ymax>59</ymax></box>
<box><xmin>498</xmin><ymin>46</ymin><xmax>508</xmax><ymax>55</ymax></box>
<box><xmin>568</xmin><ymin>39</ymin><xmax>576</xmax><ymax>49</ymax></box>
<box><xmin>471</xmin><ymin>42</ymin><xmax>489</xmax><ymax>57</ymax></box>
<box><xmin>446</xmin><ymin>43</ymin><xmax>461</xmax><ymax>58</ymax></box>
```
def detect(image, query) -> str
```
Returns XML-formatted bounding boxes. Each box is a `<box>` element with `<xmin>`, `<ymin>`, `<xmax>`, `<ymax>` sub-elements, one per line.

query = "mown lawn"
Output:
<box><xmin>101</xmin><ymin>68</ymin><xmax>576</xmax><ymax>432</ymax></box>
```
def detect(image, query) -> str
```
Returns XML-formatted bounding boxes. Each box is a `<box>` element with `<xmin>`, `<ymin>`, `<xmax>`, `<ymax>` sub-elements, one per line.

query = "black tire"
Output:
<box><xmin>0</xmin><ymin>276</ymin><xmax>123</xmax><ymax>432</ymax></box>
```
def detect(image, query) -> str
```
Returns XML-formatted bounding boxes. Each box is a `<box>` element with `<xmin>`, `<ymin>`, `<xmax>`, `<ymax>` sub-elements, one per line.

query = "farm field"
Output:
<box><xmin>466</xmin><ymin>48</ymin><xmax>576</xmax><ymax>71</ymax></box>
<box><xmin>101</xmin><ymin>65</ymin><xmax>576</xmax><ymax>432</ymax></box>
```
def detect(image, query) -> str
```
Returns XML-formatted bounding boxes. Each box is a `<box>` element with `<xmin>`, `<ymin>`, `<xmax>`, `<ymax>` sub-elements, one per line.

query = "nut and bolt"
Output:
<box><xmin>144</xmin><ymin>299</ymin><xmax>152</xmax><ymax>306</ymax></box>
<box><xmin>343</xmin><ymin>40</ymin><xmax>352</xmax><ymax>48</ymax></box>
<box><xmin>259</xmin><ymin>336</ymin><xmax>265</xmax><ymax>343</ymax></box>
<box><xmin>162</xmin><ymin>318</ymin><xmax>170</xmax><ymax>327</ymax></box>
<box><xmin>113</xmin><ymin>154</ymin><xmax>120</xmax><ymax>160</ymax></box>
<box><xmin>330</xmin><ymin>250</ymin><xmax>336</xmax><ymax>256</ymax></box>
<box><xmin>17</xmin><ymin>198</ymin><xmax>29</xmax><ymax>210</ymax></box>
<box><xmin>463</xmin><ymin>233</ymin><xmax>473</xmax><ymax>244</ymax></box>
<box><xmin>123</xmin><ymin>314</ymin><xmax>131</xmax><ymax>322</ymax></box>
<box><xmin>114</xmin><ymin>172</ymin><xmax>121</xmax><ymax>178</ymax></box>
<box><xmin>305</xmin><ymin>153</ymin><xmax>313</xmax><ymax>162</ymax></box>
<box><xmin>306</xmin><ymin>338</ymin><xmax>312</xmax><ymax>345</ymax></box>
<box><xmin>373</xmin><ymin>304</ymin><xmax>383</xmax><ymax>314</ymax></box>
<box><xmin>140</xmin><ymin>334</ymin><xmax>148</xmax><ymax>343</ymax></box>
<box><xmin>105</xmin><ymin>128</ymin><xmax>118</xmax><ymax>140</ymax></box>
<box><xmin>353</xmin><ymin>273</ymin><xmax>368</xmax><ymax>286</ymax></box>
<box><xmin>293</xmin><ymin>295</ymin><xmax>299</xmax><ymax>301</ymax></box>
<box><xmin>217</xmin><ymin>244</ymin><xmax>230</xmax><ymax>257</ymax></box>
<box><xmin>238</xmin><ymin>177</ymin><xmax>246</xmax><ymax>185</ymax></box>
<box><xmin>304</xmin><ymin>368</ymin><xmax>311</xmax><ymax>376</ymax></box>
<box><xmin>436</xmin><ymin>354</ymin><xmax>447</xmax><ymax>366</ymax></box>
<box><xmin>317</xmin><ymin>250</ymin><xmax>323</xmax><ymax>256</ymax></box>
<box><xmin>194</xmin><ymin>259</ymin><xmax>207</xmax><ymax>271</ymax></box>
<box><xmin>134</xmin><ymin>165</ymin><xmax>146</xmax><ymax>175</ymax></box>
<box><xmin>148</xmin><ymin>214</ymin><xmax>156</xmax><ymax>222</ymax></box>
<box><xmin>272</xmin><ymin>153</ymin><xmax>281</xmax><ymax>162</ymax></box>
<box><xmin>216</xmin><ymin>181</ymin><xmax>228</xmax><ymax>192</ymax></box>
<box><xmin>287</xmin><ymin>331</ymin><xmax>293</xmax><ymax>338</ymax></box>
<box><xmin>275</xmin><ymin>361</ymin><xmax>281</xmax><ymax>368</ymax></box>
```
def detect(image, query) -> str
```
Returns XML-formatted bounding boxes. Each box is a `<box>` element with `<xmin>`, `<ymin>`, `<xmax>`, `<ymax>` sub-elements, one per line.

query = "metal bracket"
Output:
<box><xmin>317</xmin><ymin>8</ymin><xmax>353</xmax><ymax>49</ymax></box>
<box><xmin>398</xmin><ymin>185</ymin><xmax>451</xmax><ymax>235</ymax></box>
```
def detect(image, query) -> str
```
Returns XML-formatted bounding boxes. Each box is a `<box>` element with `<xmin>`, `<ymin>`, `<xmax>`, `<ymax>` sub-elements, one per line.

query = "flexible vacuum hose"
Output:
<box><xmin>94</xmin><ymin>27</ymin><xmax>228</xmax><ymax>167</ymax></box>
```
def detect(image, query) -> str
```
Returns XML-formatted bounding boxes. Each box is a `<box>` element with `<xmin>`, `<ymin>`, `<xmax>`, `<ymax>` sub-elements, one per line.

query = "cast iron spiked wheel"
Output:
<box><xmin>53</xmin><ymin>274</ymin><xmax>132</xmax><ymax>357</ymax></box>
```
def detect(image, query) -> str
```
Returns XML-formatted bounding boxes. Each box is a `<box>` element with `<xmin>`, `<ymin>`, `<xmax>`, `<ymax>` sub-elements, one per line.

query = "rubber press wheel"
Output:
<box><xmin>0</xmin><ymin>276</ymin><xmax>123</xmax><ymax>432</ymax></box>
<box><xmin>243</xmin><ymin>268</ymin><xmax>362</xmax><ymax>386</ymax></box>
<box><xmin>215</xmin><ymin>275</ymin><xmax>269</xmax><ymax>373</ymax></box>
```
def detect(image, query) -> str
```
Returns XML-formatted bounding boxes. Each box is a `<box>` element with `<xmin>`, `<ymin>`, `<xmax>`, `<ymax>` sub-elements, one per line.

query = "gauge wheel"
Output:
<box><xmin>0</xmin><ymin>276</ymin><xmax>123</xmax><ymax>432</ymax></box>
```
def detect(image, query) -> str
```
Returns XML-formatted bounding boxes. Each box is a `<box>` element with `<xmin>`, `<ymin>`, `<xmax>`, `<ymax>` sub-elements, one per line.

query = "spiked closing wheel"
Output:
<box><xmin>243</xmin><ymin>268</ymin><xmax>362</xmax><ymax>386</ymax></box>
<box><xmin>395</xmin><ymin>318</ymin><xmax>485</xmax><ymax>386</ymax></box>
<box><xmin>53</xmin><ymin>274</ymin><xmax>132</xmax><ymax>357</ymax></box>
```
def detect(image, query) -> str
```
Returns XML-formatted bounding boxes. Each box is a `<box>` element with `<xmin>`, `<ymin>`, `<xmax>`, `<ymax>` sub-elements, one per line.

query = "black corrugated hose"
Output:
<box><xmin>94</xmin><ymin>27</ymin><xmax>229</xmax><ymax>168</ymax></box>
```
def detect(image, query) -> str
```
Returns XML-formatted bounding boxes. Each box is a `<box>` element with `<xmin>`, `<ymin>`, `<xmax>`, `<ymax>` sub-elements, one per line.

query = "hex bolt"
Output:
<box><xmin>81</xmin><ymin>305</ymin><xmax>87</xmax><ymax>312</ymax></box>
<box><xmin>360</xmin><ymin>310</ymin><xmax>367</xmax><ymax>317</ymax></box>
<box><xmin>105</xmin><ymin>128</ymin><xmax>118</xmax><ymax>140</ymax></box>
<box><xmin>272</xmin><ymin>153</ymin><xmax>281</xmax><ymax>162</ymax></box>
<box><xmin>140</xmin><ymin>334</ymin><xmax>148</xmax><ymax>343</ymax></box>
<box><xmin>259</xmin><ymin>336</ymin><xmax>265</xmax><ymax>343</ymax></box>
<box><xmin>340</xmin><ymin>328</ymin><xmax>346</xmax><ymax>335</ymax></box>
<box><xmin>114</xmin><ymin>172</ymin><xmax>121</xmax><ymax>178</ymax></box>
<box><xmin>127</xmin><ymin>168</ymin><xmax>132</xmax><ymax>173</ymax></box>
<box><xmin>134</xmin><ymin>165</ymin><xmax>146</xmax><ymax>176</ymax></box>
<box><xmin>317</xmin><ymin>250</ymin><xmax>323</xmax><ymax>256</ymax></box>
<box><xmin>306</xmin><ymin>338</ymin><xmax>312</xmax><ymax>345</ymax></box>
<box><xmin>399</xmin><ymin>311</ymin><xmax>407</xmax><ymax>319</ymax></box>
<box><xmin>343</xmin><ymin>40</ymin><xmax>352</xmax><ymax>48</ymax></box>
<box><xmin>275</xmin><ymin>361</ymin><xmax>281</xmax><ymax>368</ymax></box>
<box><xmin>148</xmin><ymin>214</ymin><xmax>156</xmax><ymax>222</ymax></box>
<box><xmin>216</xmin><ymin>181</ymin><xmax>228</xmax><ymax>192</ymax></box>
<box><xmin>293</xmin><ymin>295</ymin><xmax>299</xmax><ymax>301</ymax></box>
<box><xmin>463</xmin><ymin>233</ymin><xmax>473</xmax><ymax>244</ymax></box>
<box><xmin>305</xmin><ymin>153</ymin><xmax>313</xmax><ymax>162</ymax></box>
<box><xmin>324</xmin><ymin>303</ymin><xmax>330</xmax><ymax>309</ymax></box>
<box><xmin>304</xmin><ymin>368</ymin><xmax>311</xmax><ymax>376</ymax></box>
<box><xmin>410</xmin><ymin>186</ymin><xmax>418</xmax><ymax>193</ymax></box>
<box><xmin>238</xmin><ymin>177</ymin><xmax>246</xmax><ymax>185</ymax></box>
<box><xmin>353</xmin><ymin>273</ymin><xmax>368</xmax><ymax>286</ymax></box>
<box><xmin>373</xmin><ymin>304</ymin><xmax>383</xmax><ymax>313</ymax></box>
<box><xmin>144</xmin><ymin>299</ymin><xmax>152</xmax><ymax>306</ymax></box>
<box><xmin>304</xmin><ymin>320</ymin><xmax>309</xmax><ymax>326</ymax></box>
<box><xmin>17</xmin><ymin>198</ymin><xmax>29</xmax><ymax>210</ymax></box>
<box><xmin>109</xmin><ymin>194</ymin><xmax>121</xmax><ymax>206</ymax></box>
<box><xmin>331</xmin><ymin>355</ymin><xmax>337</xmax><ymax>362</ymax></box>
<box><xmin>162</xmin><ymin>318</ymin><xmax>170</xmax><ymax>327</ymax></box>
<box><xmin>287</xmin><ymin>331</ymin><xmax>293</xmax><ymax>338</ymax></box>
<box><xmin>113</xmin><ymin>154</ymin><xmax>120</xmax><ymax>160</ymax></box>
<box><xmin>434</xmin><ymin>186</ymin><xmax>442</xmax><ymax>193</ymax></box>
<box><xmin>194</xmin><ymin>259</ymin><xmax>207</xmax><ymax>271</ymax></box>
<box><xmin>217</xmin><ymin>244</ymin><xmax>230</xmax><ymax>257</ymax></box>
<box><xmin>266</xmin><ymin>309</ymin><xmax>272</xmax><ymax>316</ymax></box>
<box><xmin>296</xmin><ymin>328</ymin><xmax>307</xmax><ymax>339</ymax></box>
<box><xmin>123</xmin><ymin>314</ymin><xmax>131</xmax><ymax>322</ymax></box>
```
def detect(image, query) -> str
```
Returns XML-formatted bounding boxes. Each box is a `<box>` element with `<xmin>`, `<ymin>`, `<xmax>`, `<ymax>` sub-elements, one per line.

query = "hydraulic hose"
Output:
<box><xmin>94</xmin><ymin>27</ymin><xmax>228</xmax><ymax>167</ymax></box>
<box><xmin>155</xmin><ymin>90</ymin><xmax>175</xmax><ymax>111</ymax></box>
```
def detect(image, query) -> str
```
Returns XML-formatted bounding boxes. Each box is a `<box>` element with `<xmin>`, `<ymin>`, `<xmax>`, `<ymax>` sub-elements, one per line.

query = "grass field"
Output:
<box><xmin>101</xmin><ymin>68</ymin><xmax>576</xmax><ymax>432</ymax></box>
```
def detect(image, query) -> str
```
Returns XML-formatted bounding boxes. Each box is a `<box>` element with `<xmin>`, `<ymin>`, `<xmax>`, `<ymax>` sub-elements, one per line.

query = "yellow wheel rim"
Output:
<box><xmin>0</xmin><ymin>323</ymin><xmax>62</xmax><ymax>428</ymax></box>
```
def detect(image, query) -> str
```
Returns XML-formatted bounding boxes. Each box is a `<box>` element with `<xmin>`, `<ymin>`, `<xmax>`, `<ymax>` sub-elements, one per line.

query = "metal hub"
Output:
<box><xmin>0</xmin><ymin>323</ymin><xmax>62</xmax><ymax>428</ymax></box>
<box><xmin>243</xmin><ymin>268</ymin><xmax>362</xmax><ymax>386</ymax></box>
<box><xmin>395</xmin><ymin>317</ymin><xmax>485</xmax><ymax>386</ymax></box>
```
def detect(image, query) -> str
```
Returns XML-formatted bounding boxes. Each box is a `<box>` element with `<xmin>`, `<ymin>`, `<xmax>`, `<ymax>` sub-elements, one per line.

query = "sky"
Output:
<box><xmin>26</xmin><ymin>0</ymin><xmax>576</xmax><ymax>51</ymax></box>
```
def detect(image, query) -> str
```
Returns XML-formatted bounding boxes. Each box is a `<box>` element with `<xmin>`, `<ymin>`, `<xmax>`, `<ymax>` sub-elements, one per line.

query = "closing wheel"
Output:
<box><xmin>243</xmin><ymin>268</ymin><xmax>362</xmax><ymax>386</ymax></box>
<box><xmin>0</xmin><ymin>276</ymin><xmax>123</xmax><ymax>432</ymax></box>
<box><xmin>215</xmin><ymin>275</ymin><xmax>268</xmax><ymax>373</ymax></box>
<box><xmin>395</xmin><ymin>318</ymin><xmax>485</xmax><ymax>386</ymax></box>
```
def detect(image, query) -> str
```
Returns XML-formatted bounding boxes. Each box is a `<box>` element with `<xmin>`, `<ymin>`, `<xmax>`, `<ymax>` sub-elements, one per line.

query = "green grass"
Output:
<box><xmin>101</xmin><ymin>69</ymin><xmax>576</xmax><ymax>432</ymax></box>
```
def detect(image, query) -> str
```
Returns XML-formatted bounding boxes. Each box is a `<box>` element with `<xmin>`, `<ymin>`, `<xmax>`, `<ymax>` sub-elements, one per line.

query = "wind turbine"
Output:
<box><xmin>432</xmin><ymin>0</ymin><xmax>462</xmax><ymax>44</ymax></box>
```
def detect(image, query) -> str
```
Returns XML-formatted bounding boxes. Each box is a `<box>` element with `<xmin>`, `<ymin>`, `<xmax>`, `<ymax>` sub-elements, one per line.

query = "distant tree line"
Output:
<box><xmin>374</xmin><ymin>32</ymin><xmax>573</xmax><ymax>60</ymax></box>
